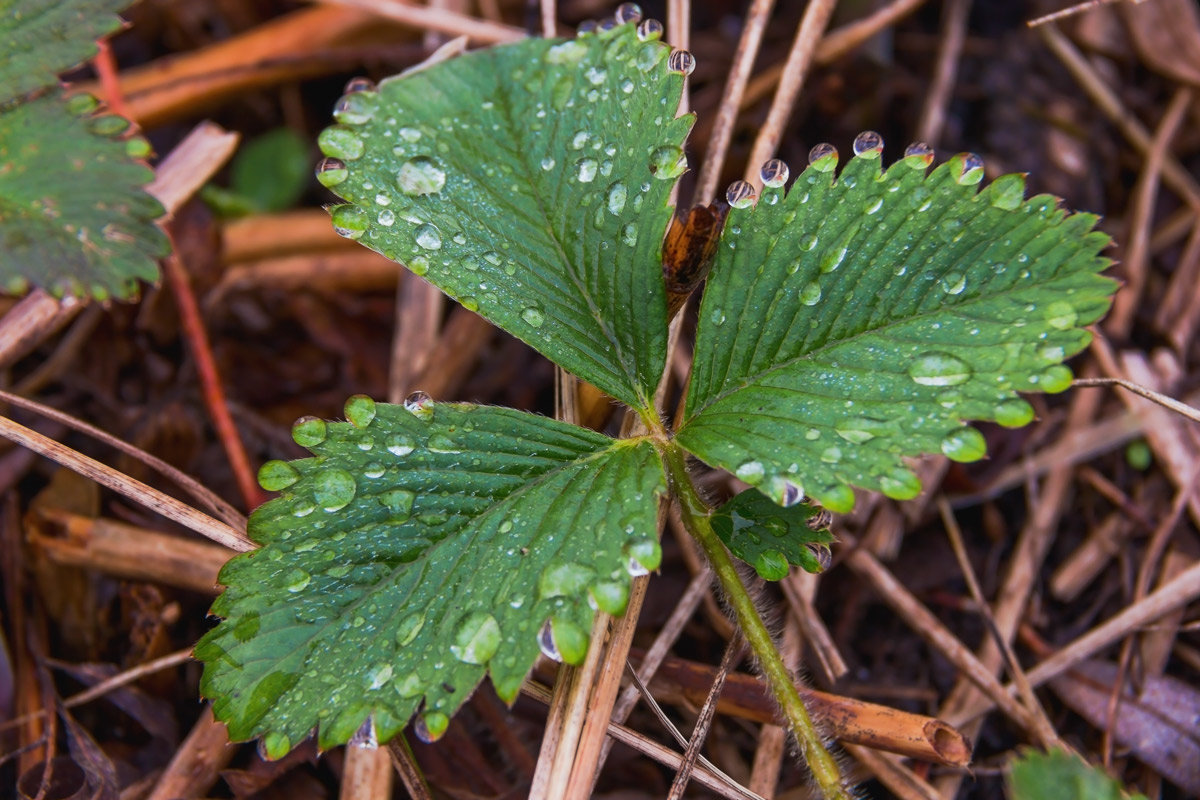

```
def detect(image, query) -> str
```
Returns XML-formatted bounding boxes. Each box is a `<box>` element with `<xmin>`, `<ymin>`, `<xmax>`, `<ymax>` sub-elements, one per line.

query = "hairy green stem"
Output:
<box><xmin>659</xmin><ymin>440</ymin><xmax>851</xmax><ymax>800</ymax></box>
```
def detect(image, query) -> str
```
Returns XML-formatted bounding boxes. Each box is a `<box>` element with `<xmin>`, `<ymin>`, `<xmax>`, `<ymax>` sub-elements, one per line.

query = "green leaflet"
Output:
<box><xmin>315</xmin><ymin>22</ymin><xmax>693</xmax><ymax>412</ymax></box>
<box><xmin>0</xmin><ymin>0</ymin><xmax>131</xmax><ymax>104</ymax></box>
<box><xmin>677</xmin><ymin>141</ymin><xmax>1116</xmax><ymax>512</ymax></box>
<box><xmin>0</xmin><ymin>91</ymin><xmax>167</xmax><ymax>299</ymax></box>
<box><xmin>1008</xmin><ymin>750</ymin><xmax>1148</xmax><ymax>800</ymax></box>
<box><xmin>197</xmin><ymin>398</ymin><xmax>664</xmax><ymax>757</ymax></box>
<box><xmin>711</xmin><ymin>489</ymin><xmax>833</xmax><ymax>580</ymax></box>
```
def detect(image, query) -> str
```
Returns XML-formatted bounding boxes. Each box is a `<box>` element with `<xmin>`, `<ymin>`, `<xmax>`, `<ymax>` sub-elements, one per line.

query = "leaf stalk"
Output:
<box><xmin>658</xmin><ymin>440</ymin><xmax>852</xmax><ymax>800</ymax></box>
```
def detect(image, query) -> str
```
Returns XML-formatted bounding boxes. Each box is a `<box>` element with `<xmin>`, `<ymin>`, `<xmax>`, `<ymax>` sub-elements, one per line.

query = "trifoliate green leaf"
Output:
<box><xmin>316</xmin><ymin>22</ymin><xmax>693</xmax><ymax>413</ymax></box>
<box><xmin>0</xmin><ymin>91</ymin><xmax>167</xmax><ymax>299</ymax></box>
<box><xmin>711</xmin><ymin>489</ymin><xmax>832</xmax><ymax>580</ymax></box>
<box><xmin>0</xmin><ymin>0</ymin><xmax>131</xmax><ymax>105</ymax></box>
<box><xmin>677</xmin><ymin>142</ymin><xmax>1115</xmax><ymax>513</ymax></box>
<box><xmin>1009</xmin><ymin>749</ymin><xmax>1148</xmax><ymax>800</ymax></box>
<box><xmin>197</xmin><ymin>397</ymin><xmax>664</xmax><ymax>755</ymax></box>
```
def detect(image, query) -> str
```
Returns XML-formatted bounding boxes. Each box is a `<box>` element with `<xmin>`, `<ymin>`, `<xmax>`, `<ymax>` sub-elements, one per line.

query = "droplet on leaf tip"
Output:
<box><xmin>904</xmin><ymin>141</ymin><xmax>934</xmax><ymax>165</ymax></box>
<box><xmin>852</xmin><ymin>131</ymin><xmax>884</xmax><ymax>157</ymax></box>
<box><xmin>577</xmin><ymin>19</ymin><xmax>598</xmax><ymax>35</ymax></box>
<box><xmin>636</xmin><ymin>18</ymin><xmax>663</xmax><ymax>40</ymax></box>
<box><xmin>667</xmin><ymin>49</ymin><xmax>695</xmax><ymax>76</ymax></box>
<box><xmin>343</xmin><ymin>76</ymin><xmax>375</xmax><ymax>94</ymax></box>
<box><xmin>615</xmin><ymin>3</ymin><xmax>642</xmax><ymax>24</ymax></box>
<box><xmin>413</xmin><ymin>711</ymin><xmax>448</xmax><ymax>743</ymax></box>
<box><xmin>725</xmin><ymin>180</ymin><xmax>756</xmax><ymax>209</ymax></box>
<box><xmin>537</xmin><ymin>619</ymin><xmax>562</xmax><ymax>662</ymax></box>
<box><xmin>957</xmin><ymin>153</ymin><xmax>985</xmax><ymax>184</ymax></box>
<box><xmin>808</xmin><ymin>143</ymin><xmax>838</xmax><ymax>170</ymax></box>
<box><xmin>292</xmin><ymin>416</ymin><xmax>328</xmax><ymax>447</ymax></box>
<box><xmin>760</xmin><ymin>158</ymin><xmax>789</xmax><ymax>188</ymax></box>
<box><xmin>315</xmin><ymin>157</ymin><xmax>348</xmax><ymax>187</ymax></box>
<box><xmin>597</xmin><ymin>16</ymin><xmax>617</xmax><ymax>32</ymax></box>
<box><xmin>344</xmin><ymin>394</ymin><xmax>377</xmax><ymax>428</ymax></box>
<box><xmin>404</xmin><ymin>391</ymin><xmax>434</xmax><ymax>419</ymax></box>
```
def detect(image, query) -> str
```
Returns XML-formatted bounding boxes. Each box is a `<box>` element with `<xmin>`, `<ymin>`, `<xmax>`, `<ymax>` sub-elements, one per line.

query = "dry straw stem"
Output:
<box><xmin>667</xmin><ymin>636</ymin><xmax>743</xmax><ymax>799</ymax></box>
<box><xmin>386</xmin><ymin>738</ymin><xmax>434</xmax><ymax>800</ymax></box>
<box><xmin>145</xmin><ymin>706</ymin><xmax>234</xmax><ymax>800</ymax></box>
<box><xmin>316</xmin><ymin>0</ymin><xmax>524</xmax><ymax>43</ymax></box>
<box><xmin>914</xmin><ymin>0</ymin><xmax>971</xmax><ymax>146</ymax></box>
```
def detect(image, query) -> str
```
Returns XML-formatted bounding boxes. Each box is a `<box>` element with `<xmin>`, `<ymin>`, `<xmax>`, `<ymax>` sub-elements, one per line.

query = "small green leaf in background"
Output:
<box><xmin>711</xmin><ymin>488</ymin><xmax>832</xmax><ymax>580</ymax></box>
<box><xmin>677</xmin><ymin>137</ymin><xmax>1116</xmax><ymax>513</ymax></box>
<box><xmin>316</xmin><ymin>18</ymin><xmax>693</xmax><ymax>412</ymax></box>
<box><xmin>203</xmin><ymin>127</ymin><xmax>311</xmax><ymax>217</ymax></box>
<box><xmin>0</xmin><ymin>91</ymin><xmax>168</xmax><ymax>299</ymax></box>
<box><xmin>0</xmin><ymin>0</ymin><xmax>131</xmax><ymax>104</ymax></box>
<box><xmin>1008</xmin><ymin>749</ymin><xmax>1149</xmax><ymax>800</ymax></box>
<box><xmin>197</xmin><ymin>397</ymin><xmax>664</xmax><ymax>756</ymax></box>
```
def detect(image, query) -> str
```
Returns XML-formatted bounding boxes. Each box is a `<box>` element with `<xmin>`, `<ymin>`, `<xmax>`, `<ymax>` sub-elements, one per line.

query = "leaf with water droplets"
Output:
<box><xmin>0</xmin><ymin>90</ymin><xmax>168</xmax><ymax>299</ymax></box>
<box><xmin>677</xmin><ymin>139</ymin><xmax>1115</xmax><ymax>512</ymax></box>
<box><xmin>316</xmin><ymin>22</ymin><xmax>691</xmax><ymax>412</ymax></box>
<box><xmin>197</xmin><ymin>400</ymin><xmax>664</xmax><ymax>755</ymax></box>
<box><xmin>711</xmin><ymin>489</ymin><xmax>833</xmax><ymax>580</ymax></box>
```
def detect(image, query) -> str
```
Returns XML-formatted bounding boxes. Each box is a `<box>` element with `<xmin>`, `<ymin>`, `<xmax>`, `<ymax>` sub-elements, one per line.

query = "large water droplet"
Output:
<box><xmin>637</xmin><ymin>18</ymin><xmax>663</xmax><ymax>40</ymax></box>
<box><xmin>313</xmin><ymin>468</ymin><xmax>357</xmax><ymax>511</ymax></box>
<box><xmin>994</xmin><ymin>398</ymin><xmax>1035</xmax><ymax>428</ymax></box>
<box><xmin>799</xmin><ymin>281</ymin><xmax>822</xmax><ymax>306</ymax></box>
<box><xmin>538</xmin><ymin>562</ymin><xmax>596</xmax><ymax>599</ymax></box>
<box><xmin>414</xmin><ymin>223</ymin><xmax>442</xmax><ymax>250</ymax></box>
<box><xmin>334</xmin><ymin>92</ymin><xmax>376</xmax><ymax>125</ymax></box>
<box><xmin>292</xmin><ymin>416</ymin><xmax>328</xmax><ymax>447</ymax></box>
<box><xmin>1039</xmin><ymin>364</ymin><xmax>1074</xmax><ymax>393</ymax></box>
<box><xmin>852</xmin><ymin>131</ymin><xmax>884</xmax><ymax>156</ymax></box>
<box><xmin>546</xmin><ymin>39</ymin><xmax>588</xmax><ymax>65</ymax></box>
<box><xmin>735</xmin><ymin>461</ymin><xmax>765</xmax><ymax>485</ymax></box>
<box><xmin>808</xmin><ymin>143</ymin><xmax>838</xmax><ymax>170</ymax></box>
<box><xmin>1046</xmin><ymin>301</ymin><xmax>1077</xmax><ymax>330</ymax></box>
<box><xmin>378</xmin><ymin>488</ymin><xmax>415</xmax><ymax>521</ymax></box>
<box><xmin>345</xmin><ymin>394</ymin><xmax>377</xmax><ymax>428</ymax></box>
<box><xmin>576</xmin><ymin>157</ymin><xmax>598</xmax><ymax>183</ymax></box>
<box><xmin>649</xmin><ymin>145</ymin><xmax>686</xmax><ymax>179</ymax></box>
<box><xmin>315</xmin><ymin>157</ymin><xmax>348</xmax><ymax>188</ymax></box>
<box><xmin>606</xmin><ymin>182</ymin><xmax>627</xmax><ymax>214</ymax></box>
<box><xmin>588</xmin><ymin>581</ymin><xmax>630</xmax><ymax>615</ymax></box>
<box><xmin>615</xmin><ymin>2</ymin><xmax>642</xmax><ymax>24</ymax></box>
<box><xmin>331</xmin><ymin>205</ymin><xmax>370</xmax><ymax>240</ymax></box>
<box><xmin>414</xmin><ymin>711</ymin><xmax>448</xmax><ymax>743</ymax></box>
<box><xmin>878</xmin><ymin>470</ymin><xmax>921</xmax><ymax>500</ymax></box>
<box><xmin>811</xmin><ymin>484</ymin><xmax>855</xmax><ymax>514</ymax></box>
<box><xmin>397</xmin><ymin>156</ymin><xmax>446</xmax><ymax>196</ymax></box>
<box><xmin>259</xmin><ymin>460</ymin><xmax>300</xmax><ymax>491</ymax></box>
<box><xmin>760</xmin><ymin>158</ymin><xmax>789</xmax><ymax>188</ymax></box>
<box><xmin>537</xmin><ymin>619</ymin><xmax>562</xmax><ymax>662</ymax></box>
<box><xmin>957</xmin><ymin>153</ymin><xmax>985</xmax><ymax>185</ymax></box>
<box><xmin>284</xmin><ymin>567</ymin><xmax>311</xmax><ymax>593</ymax></box>
<box><xmin>318</xmin><ymin>126</ymin><xmax>365</xmax><ymax>161</ymax></box>
<box><xmin>940</xmin><ymin>273</ymin><xmax>967</xmax><ymax>295</ymax></box>
<box><xmin>404</xmin><ymin>391</ymin><xmax>434</xmax><ymax>419</ymax></box>
<box><xmin>395</xmin><ymin>612</ymin><xmax>425</xmax><ymax>646</ymax></box>
<box><xmin>521</xmin><ymin>305</ymin><xmax>545</xmax><ymax>327</ymax></box>
<box><xmin>624</xmin><ymin>538</ymin><xmax>662</xmax><ymax>574</ymax></box>
<box><xmin>386</xmin><ymin>434</ymin><xmax>415</xmax><ymax>457</ymax></box>
<box><xmin>450</xmin><ymin>612</ymin><xmax>501</xmax><ymax>664</ymax></box>
<box><xmin>726</xmin><ymin>180</ymin><xmax>756</xmax><ymax>208</ymax></box>
<box><xmin>904</xmin><ymin>141</ymin><xmax>934</xmax><ymax>166</ymax></box>
<box><xmin>261</xmin><ymin>732</ymin><xmax>291</xmax><ymax>761</ymax></box>
<box><xmin>941</xmin><ymin>427</ymin><xmax>987</xmax><ymax>462</ymax></box>
<box><xmin>819</xmin><ymin>246</ymin><xmax>847</xmax><ymax>273</ymax></box>
<box><xmin>667</xmin><ymin>49</ymin><xmax>696</xmax><ymax>75</ymax></box>
<box><xmin>907</xmin><ymin>352</ymin><xmax>973</xmax><ymax>386</ymax></box>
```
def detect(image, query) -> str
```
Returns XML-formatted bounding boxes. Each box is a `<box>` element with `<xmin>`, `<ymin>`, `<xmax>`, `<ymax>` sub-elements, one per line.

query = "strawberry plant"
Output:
<box><xmin>195</xmin><ymin>10</ymin><xmax>1115</xmax><ymax>798</ymax></box>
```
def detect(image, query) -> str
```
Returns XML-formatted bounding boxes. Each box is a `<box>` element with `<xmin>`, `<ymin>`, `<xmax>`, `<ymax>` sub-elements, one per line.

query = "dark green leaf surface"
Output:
<box><xmin>677</xmin><ymin>145</ymin><xmax>1115</xmax><ymax>512</ymax></box>
<box><xmin>316</xmin><ymin>23</ymin><xmax>692</xmax><ymax>411</ymax></box>
<box><xmin>1008</xmin><ymin>749</ymin><xmax>1148</xmax><ymax>800</ymax></box>
<box><xmin>197</xmin><ymin>398</ymin><xmax>664</xmax><ymax>756</ymax></box>
<box><xmin>0</xmin><ymin>0</ymin><xmax>130</xmax><ymax>105</ymax></box>
<box><xmin>711</xmin><ymin>489</ymin><xmax>833</xmax><ymax>580</ymax></box>
<box><xmin>0</xmin><ymin>91</ymin><xmax>167</xmax><ymax>299</ymax></box>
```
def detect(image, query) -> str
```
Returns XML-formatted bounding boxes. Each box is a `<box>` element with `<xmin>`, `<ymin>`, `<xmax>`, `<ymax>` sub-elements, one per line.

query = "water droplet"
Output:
<box><xmin>261</xmin><ymin>732</ymin><xmax>291</xmax><ymax>761</ymax></box>
<box><xmin>258</xmin><ymin>460</ymin><xmax>300</xmax><ymax>491</ymax></box>
<box><xmin>726</xmin><ymin>180</ymin><xmax>756</xmax><ymax>208</ymax></box>
<box><xmin>334</xmin><ymin>92</ymin><xmax>376</xmax><ymax>125</ymax></box>
<box><xmin>811</xmin><ymin>484</ymin><xmax>855</xmax><ymax>514</ymax></box>
<box><xmin>799</xmin><ymin>233</ymin><xmax>819</xmax><ymax>252</ymax></box>
<box><xmin>537</xmin><ymin>619</ymin><xmax>562</xmax><ymax>662</ymax></box>
<box><xmin>414</xmin><ymin>223</ymin><xmax>442</xmax><ymax>250</ymax></box>
<box><xmin>538</xmin><ymin>562</ymin><xmax>596</xmax><ymax>599</ymax></box>
<box><xmin>941</xmin><ymin>427</ymin><xmax>987</xmax><ymax>462</ymax></box>
<box><xmin>820</xmin><ymin>446</ymin><xmax>842</xmax><ymax>463</ymax></box>
<box><xmin>450</xmin><ymin>612</ymin><xmax>501</xmax><ymax>664</ymax></box>
<box><xmin>331</xmin><ymin>205</ymin><xmax>370</xmax><ymax>240</ymax></box>
<box><xmin>427</xmin><ymin>434</ymin><xmax>460</xmax><ymax>453</ymax></box>
<box><xmin>540</xmin><ymin>156</ymin><xmax>556</xmax><ymax>171</ymax></box>
<box><xmin>735</xmin><ymin>461</ymin><xmax>765</xmax><ymax>485</ymax></box>
<box><xmin>285</xmin><ymin>567</ymin><xmax>311</xmax><ymax>592</ymax></box>
<box><xmin>994</xmin><ymin>398</ymin><xmax>1034</xmax><ymax>428</ymax></box>
<box><xmin>414</xmin><ymin>711</ymin><xmax>448</xmax><ymax>743</ymax></box>
<box><xmin>404</xmin><ymin>391</ymin><xmax>434</xmax><ymax>419</ymax></box>
<box><xmin>576</xmin><ymin>157</ymin><xmax>598</xmax><ymax>183</ymax></box>
<box><xmin>577</xmin><ymin>19</ymin><xmax>598</xmax><ymax>35</ymax></box>
<box><xmin>879</xmin><ymin>470</ymin><xmax>921</xmax><ymax>499</ymax></box>
<box><xmin>799</xmin><ymin>281</ymin><xmax>822</xmax><ymax>305</ymax></box>
<box><xmin>620</xmin><ymin>222</ymin><xmax>638</xmax><ymax>246</ymax></box>
<box><xmin>395</xmin><ymin>612</ymin><xmax>425</xmax><ymax>646</ymax></box>
<box><xmin>759</xmin><ymin>158</ymin><xmax>790</xmax><ymax>188</ymax></box>
<box><xmin>667</xmin><ymin>49</ymin><xmax>695</xmax><ymax>75</ymax></box>
<box><xmin>624</xmin><ymin>538</ymin><xmax>662</xmax><ymax>573</ymax></box>
<box><xmin>1039</xmin><ymin>364</ymin><xmax>1074</xmax><ymax>393</ymax></box>
<box><xmin>547</xmin><ymin>40</ymin><xmax>588</xmax><ymax>65</ymax></box>
<box><xmin>804</xmin><ymin>543</ymin><xmax>833</xmax><ymax>571</ymax></box>
<box><xmin>318</xmin><ymin>126</ymin><xmax>365</xmax><ymax>161</ymax></box>
<box><xmin>606</xmin><ymin>182</ymin><xmax>627</xmax><ymax>214</ymax></box>
<box><xmin>343</xmin><ymin>76</ymin><xmax>375</xmax><ymax>94</ymax></box>
<box><xmin>407</xmin><ymin>256</ymin><xmax>429</xmax><ymax>276</ymax></box>
<box><xmin>907</xmin><ymin>352</ymin><xmax>973</xmax><ymax>387</ymax></box>
<box><xmin>940</xmin><ymin>273</ymin><xmax>967</xmax><ymax>295</ymax></box>
<box><xmin>636</xmin><ymin>18</ymin><xmax>663</xmax><ymax>40</ymax></box>
<box><xmin>808</xmin><ymin>143</ymin><xmax>838</xmax><ymax>170</ymax></box>
<box><xmin>615</xmin><ymin>2</ymin><xmax>642</xmax><ymax>24</ymax></box>
<box><xmin>782</xmin><ymin>481</ymin><xmax>805</xmax><ymax>506</ymax></box>
<box><xmin>315</xmin><ymin>157</ymin><xmax>348</xmax><ymax>187</ymax></box>
<box><xmin>386</xmin><ymin>434</ymin><xmax>415</xmax><ymax>457</ymax></box>
<box><xmin>865</xmin><ymin>197</ymin><xmax>884</xmax><ymax>214</ymax></box>
<box><xmin>313</xmin><ymin>468</ymin><xmax>356</xmax><ymax>511</ymax></box>
<box><xmin>292</xmin><ymin>416</ymin><xmax>328</xmax><ymax>447</ymax></box>
<box><xmin>341</xmin><ymin>395</ymin><xmax>378</xmax><ymax>429</ymax></box>
<box><xmin>588</xmin><ymin>581</ymin><xmax>630</xmax><ymax>615</ymax></box>
<box><xmin>397</xmin><ymin>156</ymin><xmax>446</xmax><ymax>196</ymax></box>
<box><xmin>834</xmin><ymin>423</ymin><xmax>875</xmax><ymax>444</ymax></box>
<box><xmin>521</xmin><ymin>305</ymin><xmax>546</xmax><ymax>327</ymax></box>
<box><xmin>819</xmin><ymin>246</ymin><xmax>846</xmax><ymax>273</ymax></box>
<box><xmin>852</xmin><ymin>130</ymin><xmax>884</xmax><ymax>156</ymax></box>
<box><xmin>366</xmin><ymin>663</ymin><xmax>393</xmax><ymax>691</ymax></box>
<box><xmin>649</xmin><ymin>145</ymin><xmax>686</xmax><ymax>179</ymax></box>
<box><xmin>1046</xmin><ymin>301</ymin><xmax>1077</xmax><ymax>330</ymax></box>
<box><xmin>957</xmin><ymin>153</ymin><xmax>985</xmax><ymax>185</ymax></box>
<box><xmin>904</xmin><ymin>141</ymin><xmax>934</xmax><ymax>166</ymax></box>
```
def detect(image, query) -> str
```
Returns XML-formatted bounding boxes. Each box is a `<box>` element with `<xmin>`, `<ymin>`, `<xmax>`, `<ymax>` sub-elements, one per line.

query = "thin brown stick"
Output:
<box><xmin>915</xmin><ymin>0</ymin><xmax>971</xmax><ymax>145</ymax></box>
<box><xmin>1072</xmin><ymin>377</ymin><xmax>1200</xmax><ymax>424</ymax></box>
<box><xmin>1108</xmin><ymin>87</ymin><xmax>1193</xmax><ymax>336</ymax></box>
<box><xmin>668</xmin><ymin>635</ymin><xmax>743</xmax><ymax>799</ymax></box>
<box><xmin>692</xmin><ymin>0</ymin><xmax>777</xmax><ymax>205</ymax></box>
<box><xmin>743</xmin><ymin>0</ymin><xmax>839</xmax><ymax>188</ymax></box>
<box><xmin>386</xmin><ymin>738</ymin><xmax>433</xmax><ymax>800</ymax></box>
<box><xmin>315</xmin><ymin>0</ymin><xmax>525</xmax><ymax>41</ymax></box>
<box><xmin>145</xmin><ymin>707</ymin><xmax>233</xmax><ymax>800</ymax></box>
<box><xmin>816</xmin><ymin>0</ymin><xmax>929</xmax><ymax>63</ymax></box>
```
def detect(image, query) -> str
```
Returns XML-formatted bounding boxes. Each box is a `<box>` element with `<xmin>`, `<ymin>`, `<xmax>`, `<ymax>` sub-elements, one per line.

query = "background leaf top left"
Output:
<box><xmin>197</xmin><ymin>399</ymin><xmax>665</xmax><ymax>757</ymax></box>
<box><xmin>0</xmin><ymin>0</ymin><xmax>132</xmax><ymax>105</ymax></box>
